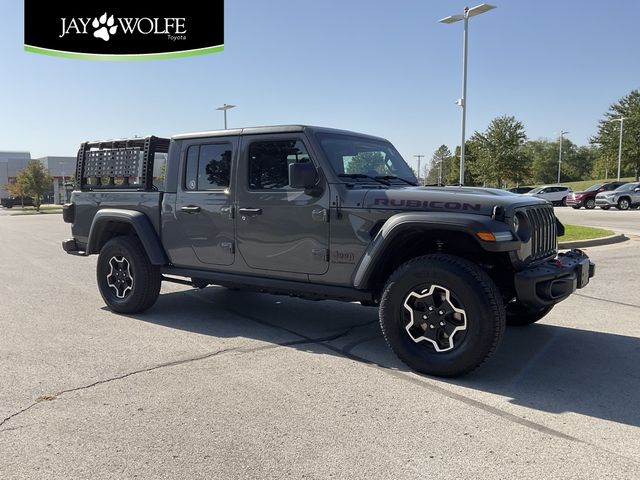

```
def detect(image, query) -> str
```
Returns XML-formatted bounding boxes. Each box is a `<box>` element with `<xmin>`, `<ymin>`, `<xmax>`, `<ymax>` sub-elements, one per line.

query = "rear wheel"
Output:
<box><xmin>97</xmin><ymin>236</ymin><xmax>161</xmax><ymax>314</ymax></box>
<box><xmin>379</xmin><ymin>254</ymin><xmax>505</xmax><ymax>377</ymax></box>
<box><xmin>585</xmin><ymin>198</ymin><xmax>596</xmax><ymax>210</ymax></box>
<box><xmin>506</xmin><ymin>303</ymin><xmax>554</xmax><ymax>326</ymax></box>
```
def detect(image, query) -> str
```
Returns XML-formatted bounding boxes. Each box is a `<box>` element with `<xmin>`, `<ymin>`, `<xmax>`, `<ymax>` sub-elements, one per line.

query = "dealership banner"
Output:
<box><xmin>24</xmin><ymin>0</ymin><xmax>224</xmax><ymax>60</ymax></box>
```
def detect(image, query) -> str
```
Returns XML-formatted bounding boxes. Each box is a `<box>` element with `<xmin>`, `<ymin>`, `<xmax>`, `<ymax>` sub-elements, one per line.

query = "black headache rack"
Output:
<box><xmin>75</xmin><ymin>136</ymin><xmax>170</xmax><ymax>191</ymax></box>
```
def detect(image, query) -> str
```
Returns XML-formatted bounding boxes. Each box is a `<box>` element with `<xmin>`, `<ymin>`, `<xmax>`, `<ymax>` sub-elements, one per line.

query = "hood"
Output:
<box><xmin>362</xmin><ymin>186</ymin><xmax>549</xmax><ymax>217</ymax></box>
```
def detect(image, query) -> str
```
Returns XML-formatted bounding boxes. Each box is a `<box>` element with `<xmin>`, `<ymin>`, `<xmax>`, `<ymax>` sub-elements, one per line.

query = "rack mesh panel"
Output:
<box><xmin>76</xmin><ymin>136</ymin><xmax>170</xmax><ymax>191</ymax></box>
<box><xmin>84</xmin><ymin>148</ymin><xmax>142</xmax><ymax>179</ymax></box>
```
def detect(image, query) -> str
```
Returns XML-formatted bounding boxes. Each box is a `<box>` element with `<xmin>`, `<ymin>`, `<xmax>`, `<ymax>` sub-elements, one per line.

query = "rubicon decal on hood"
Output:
<box><xmin>374</xmin><ymin>198</ymin><xmax>481</xmax><ymax>211</ymax></box>
<box><xmin>24</xmin><ymin>0</ymin><xmax>224</xmax><ymax>60</ymax></box>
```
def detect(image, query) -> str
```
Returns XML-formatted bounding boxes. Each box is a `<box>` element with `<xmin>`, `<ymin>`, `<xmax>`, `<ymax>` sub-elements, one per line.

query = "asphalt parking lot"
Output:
<box><xmin>555</xmin><ymin>206</ymin><xmax>640</xmax><ymax>236</ymax></box>
<box><xmin>1</xmin><ymin>213</ymin><xmax>639</xmax><ymax>479</ymax></box>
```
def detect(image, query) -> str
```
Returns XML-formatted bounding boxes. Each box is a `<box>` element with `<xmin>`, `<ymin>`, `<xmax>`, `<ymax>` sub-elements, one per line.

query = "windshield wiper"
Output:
<box><xmin>338</xmin><ymin>173</ymin><xmax>390</xmax><ymax>185</ymax></box>
<box><xmin>375</xmin><ymin>175</ymin><xmax>418</xmax><ymax>186</ymax></box>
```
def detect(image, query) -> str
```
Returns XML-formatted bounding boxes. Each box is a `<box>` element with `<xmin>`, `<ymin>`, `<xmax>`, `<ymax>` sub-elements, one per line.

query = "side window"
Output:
<box><xmin>184</xmin><ymin>143</ymin><xmax>232</xmax><ymax>191</ymax></box>
<box><xmin>248</xmin><ymin>139</ymin><xmax>311</xmax><ymax>190</ymax></box>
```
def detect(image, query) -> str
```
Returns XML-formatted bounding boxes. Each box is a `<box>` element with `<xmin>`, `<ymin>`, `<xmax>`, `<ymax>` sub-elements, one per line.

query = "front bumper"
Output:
<box><xmin>514</xmin><ymin>249</ymin><xmax>595</xmax><ymax>309</ymax></box>
<box><xmin>566</xmin><ymin>197</ymin><xmax>584</xmax><ymax>207</ymax></box>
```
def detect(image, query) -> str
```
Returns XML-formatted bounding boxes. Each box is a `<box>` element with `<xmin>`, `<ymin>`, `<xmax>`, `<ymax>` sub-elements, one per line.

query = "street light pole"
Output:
<box><xmin>439</xmin><ymin>4</ymin><xmax>496</xmax><ymax>186</ymax></box>
<box><xmin>557</xmin><ymin>130</ymin><xmax>568</xmax><ymax>184</ymax></box>
<box><xmin>413</xmin><ymin>154</ymin><xmax>425</xmax><ymax>184</ymax></box>
<box><xmin>58</xmin><ymin>161</ymin><xmax>66</xmax><ymax>204</ymax></box>
<box><xmin>216</xmin><ymin>103</ymin><xmax>236</xmax><ymax>129</ymax></box>
<box><xmin>610</xmin><ymin>117</ymin><xmax>626</xmax><ymax>181</ymax></box>
<box><xmin>460</xmin><ymin>10</ymin><xmax>469</xmax><ymax>186</ymax></box>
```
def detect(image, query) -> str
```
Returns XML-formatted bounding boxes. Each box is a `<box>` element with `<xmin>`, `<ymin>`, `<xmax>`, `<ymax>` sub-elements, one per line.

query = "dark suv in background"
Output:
<box><xmin>0</xmin><ymin>196</ymin><xmax>34</xmax><ymax>208</ymax></box>
<box><xmin>567</xmin><ymin>182</ymin><xmax>627</xmax><ymax>209</ymax></box>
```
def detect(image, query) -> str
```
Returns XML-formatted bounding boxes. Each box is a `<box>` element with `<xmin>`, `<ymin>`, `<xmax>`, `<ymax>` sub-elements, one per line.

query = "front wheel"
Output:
<box><xmin>585</xmin><ymin>198</ymin><xmax>596</xmax><ymax>209</ymax></box>
<box><xmin>506</xmin><ymin>303</ymin><xmax>554</xmax><ymax>326</ymax></box>
<box><xmin>379</xmin><ymin>254</ymin><xmax>505</xmax><ymax>377</ymax></box>
<box><xmin>617</xmin><ymin>198</ymin><xmax>630</xmax><ymax>210</ymax></box>
<box><xmin>97</xmin><ymin>236</ymin><xmax>161</xmax><ymax>314</ymax></box>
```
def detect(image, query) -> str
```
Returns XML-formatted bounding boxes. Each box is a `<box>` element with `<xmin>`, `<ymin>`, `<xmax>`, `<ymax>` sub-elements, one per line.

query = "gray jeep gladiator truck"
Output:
<box><xmin>62</xmin><ymin>126</ymin><xmax>595</xmax><ymax>377</ymax></box>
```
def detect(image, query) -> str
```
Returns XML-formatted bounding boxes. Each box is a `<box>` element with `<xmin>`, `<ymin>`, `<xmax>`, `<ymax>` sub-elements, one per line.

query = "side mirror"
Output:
<box><xmin>289</xmin><ymin>162</ymin><xmax>317</xmax><ymax>189</ymax></box>
<box><xmin>634</xmin><ymin>187</ymin><xmax>640</xmax><ymax>192</ymax></box>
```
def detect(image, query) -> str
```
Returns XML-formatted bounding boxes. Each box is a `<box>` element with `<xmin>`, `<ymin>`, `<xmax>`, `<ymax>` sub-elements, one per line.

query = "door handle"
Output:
<box><xmin>181</xmin><ymin>205</ymin><xmax>201</xmax><ymax>214</ymax></box>
<box><xmin>238</xmin><ymin>207</ymin><xmax>262</xmax><ymax>216</ymax></box>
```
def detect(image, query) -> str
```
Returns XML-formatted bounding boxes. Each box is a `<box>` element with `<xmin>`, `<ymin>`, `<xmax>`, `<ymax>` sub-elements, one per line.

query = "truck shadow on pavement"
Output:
<box><xmin>128</xmin><ymin>286</ymin><xmax>640</xmax><ymax>429</ymax></box>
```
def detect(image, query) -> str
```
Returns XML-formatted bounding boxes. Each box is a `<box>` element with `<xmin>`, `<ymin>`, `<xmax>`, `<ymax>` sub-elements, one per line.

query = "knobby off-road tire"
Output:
<box><xmin>379</xmin><ymin>254</ymin><xmax>506</xmax><ymax>377</ymax></box>
<box><xmin>97</xmin><ymin>236</ymin><xmax>161</xmax><ymax>314</ymax></box>
<box><xmin>506</xmin><ymin>303</ymin><xmax>554</xmax><ymax>326</ymax></box>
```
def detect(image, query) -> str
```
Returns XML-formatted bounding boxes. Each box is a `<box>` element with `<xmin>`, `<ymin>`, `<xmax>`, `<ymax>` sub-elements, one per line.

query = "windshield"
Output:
<box><xmin>585</xmin><ymin>183</ymin><xmax>603</xmax><ymax>192</ymax></box>
<box><xmin>316</xmin><ymin>133</ymin><xmax>417</xmax><ymax>183</ymax></box>
<box><xmin>615</xmin><ymin>182</ymin><xmax>638</xmax><ymax>192</ymax></box>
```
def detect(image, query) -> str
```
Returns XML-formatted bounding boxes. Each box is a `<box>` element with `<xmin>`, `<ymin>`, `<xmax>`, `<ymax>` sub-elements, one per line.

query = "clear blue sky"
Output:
<box><xmin>1</xmin><ymin>0</ymin><xmax>639</xmax><ymax>173</ymax></box>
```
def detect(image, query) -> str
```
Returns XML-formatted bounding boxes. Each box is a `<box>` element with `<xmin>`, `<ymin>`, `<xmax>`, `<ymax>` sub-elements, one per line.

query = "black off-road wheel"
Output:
<box><xmin>506</xmin><ymin>302</ymin><xmax>554</xmax><ymax>326</ymax></box>
<box><xmin>379</xmin><ymin>254</ymin><xmax>505</xmax><ymax>377</ymax></box>
<box><xmin>97</xmin><ymin>236</ymin><xmax>161</xmax><ymax>314</ymax></box>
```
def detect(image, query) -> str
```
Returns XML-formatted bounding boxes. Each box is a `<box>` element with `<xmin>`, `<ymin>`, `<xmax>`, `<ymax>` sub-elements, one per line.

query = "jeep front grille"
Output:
<box><xmin>521</xmin><ymin>204</ymin><xmax>557</xmax><ymax>262</ymax></box>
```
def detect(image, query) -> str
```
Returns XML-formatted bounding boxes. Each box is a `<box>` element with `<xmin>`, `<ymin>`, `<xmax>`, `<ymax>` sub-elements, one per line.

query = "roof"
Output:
<box><xmin>171</xmin><ymin>125</ymin><xmax>389</xmax><ymax>142</ymax></box>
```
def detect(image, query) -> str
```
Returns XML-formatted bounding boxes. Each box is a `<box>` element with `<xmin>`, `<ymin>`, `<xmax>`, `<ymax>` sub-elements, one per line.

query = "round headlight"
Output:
<box><xmin>513</xmin><ymin>211</ymin><xmax>531</xmax><ymax>242</ymax></box>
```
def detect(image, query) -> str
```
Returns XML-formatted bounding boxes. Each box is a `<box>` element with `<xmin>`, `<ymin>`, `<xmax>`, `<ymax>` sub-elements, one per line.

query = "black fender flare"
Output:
<box><xmin>351</xmin><ymin>212</ymin><xmax>518</xmax><ymax>290</ymax></box>
<box><xmin>87</xmin><ymin>209</ymin><xmax>168</xmax><ymax>265</ymax></box>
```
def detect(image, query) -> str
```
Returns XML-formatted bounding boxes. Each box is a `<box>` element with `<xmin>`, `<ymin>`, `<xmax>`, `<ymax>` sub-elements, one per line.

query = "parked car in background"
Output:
<box><xmin>507</xmin><ymin>186</ymin><xmax>534</xmax><ymax>194</ymax></box>
<box><xmin>595</xmin><ymin>182</ymin><xmax>640</xmax><ymax>210</ymax></box>
<box><xmin>567</xmin><ymin>181</ymin><xmax>628</xmax><ymax>209</ymax></box>
<box><xmin>524</xmin><ymin>185</ymin><xmax>572</xmax><ymax>206</ymax></box>
<box><xmin>0</xmin><ymin>196</ymin><xmax>34</xmax><ymax>208</ymax></box>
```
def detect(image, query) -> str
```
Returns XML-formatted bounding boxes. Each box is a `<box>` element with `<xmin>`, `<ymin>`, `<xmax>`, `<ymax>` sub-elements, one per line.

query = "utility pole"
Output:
<box><xmin>413</xmin><ymin>154</ymin><xmax>425</xmax><ymax>184</ymax></box>
<box><xmin>439</xmin><ymin>4</ymin><xmax>496</xmax><ymax>185</ymax></box>
<box><xmin>557</xmin><ymin>130</ymin><xmax>568</xmax><ymax>184</ymax></box>
<box><xmin>216</xmin><ymin>103</ymin><xmax>236</xmax><ymax>129</ymax></box>
<box><xmin>610</xmin><ymin>117</ymin><xmax>626</xmax><ymax>181</ymax></box>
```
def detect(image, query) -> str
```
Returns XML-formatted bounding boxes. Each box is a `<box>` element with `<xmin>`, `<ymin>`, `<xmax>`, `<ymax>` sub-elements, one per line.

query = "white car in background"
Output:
<box><xmin>524</xmin><ymin>185</ymin><xmax>573</xmax><ymax>206</ymax></box>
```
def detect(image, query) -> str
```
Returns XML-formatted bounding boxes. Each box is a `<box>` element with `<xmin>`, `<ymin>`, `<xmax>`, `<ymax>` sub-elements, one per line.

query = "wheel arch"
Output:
<box><xmin>87</xmin><ymin>209</ymin><xmax>168</xmax><ymax>265</ymax></box>
<box><xmin>352</xmin><ymin>213</ymin><xmax>516</xmax><ymax>294</ymax></box>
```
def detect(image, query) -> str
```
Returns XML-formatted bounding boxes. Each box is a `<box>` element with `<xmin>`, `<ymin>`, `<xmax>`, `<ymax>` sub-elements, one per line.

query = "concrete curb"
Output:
<box><xmin>559</xmin><ymin>233</ymin><xmax>627</xmax><ymax>249</ymax></box>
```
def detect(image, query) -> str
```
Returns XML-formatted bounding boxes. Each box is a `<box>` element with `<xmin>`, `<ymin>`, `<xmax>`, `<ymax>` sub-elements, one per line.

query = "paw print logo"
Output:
<box><xmin>92</xmin><ymin>13</ymin><xmax>117</xmax><ymax>41</ymax></box>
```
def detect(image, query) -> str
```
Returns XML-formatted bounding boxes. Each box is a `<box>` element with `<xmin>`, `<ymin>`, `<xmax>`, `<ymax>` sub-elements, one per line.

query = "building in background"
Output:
<box><xmin>0</xmin><ymin>151</ymin><xmax>31</xmax><ymax>198</ymax></box>
<box><xmin>36</xmin><ymin>156</ymin><xmax>76</xmax><ymax>204</ymax></box>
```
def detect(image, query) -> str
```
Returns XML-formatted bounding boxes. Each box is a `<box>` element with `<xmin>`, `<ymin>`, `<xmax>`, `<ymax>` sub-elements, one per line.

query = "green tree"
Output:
<box><xmin>345</xmin><ymin>151</ymin><xmax>386</xmax><ymax>175</ymax></box>
<box><xmin>523</xmin><ymin>139</ymin><xmax>557</xmax><ymax>184</ymax></box>
<box><xmin>16</xmin><ymin>160</ymin><xmax>52</xmax><ymax>212</ymax></box>
<box><xmin>590</xmin><ymin>89</ymin><xmax>640</xmax><ymax>180</ymax></box>
<box><xmin>2</xmin><ymin>181</ymin><xmax>27</xmax><ymax>207</ymax></box>
<box><xmin>467</xmin><ymin>115</ymin><xmax>529</xmax><ymax>187</ymax></box>
<box><xmin>591</xmin><ymin>150</ymin><xmax>617</xmax><ymax>179</ymax></box>
<box><xmin>425</xmin><ymin>145</ymin><xmax>452</xmax><ymax>185</ymax></box>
